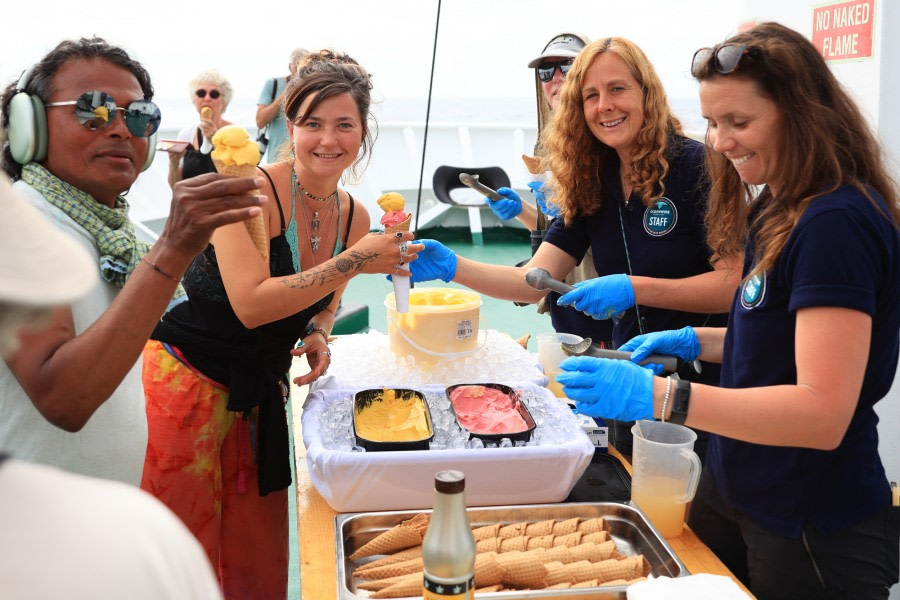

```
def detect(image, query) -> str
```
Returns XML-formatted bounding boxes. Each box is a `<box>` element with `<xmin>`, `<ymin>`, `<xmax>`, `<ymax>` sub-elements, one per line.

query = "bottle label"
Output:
<box><xmin>422</xmin><ymin>574</ymin><xmax>475</xmax><ymax>599</ymax></box>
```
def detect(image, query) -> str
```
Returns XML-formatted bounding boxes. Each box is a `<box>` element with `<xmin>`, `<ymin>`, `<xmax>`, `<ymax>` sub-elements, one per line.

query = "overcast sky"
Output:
<box><xmin>1</xmin><ymin>0</ymin><xmax>751</xmax><ymax>126</ymax></box>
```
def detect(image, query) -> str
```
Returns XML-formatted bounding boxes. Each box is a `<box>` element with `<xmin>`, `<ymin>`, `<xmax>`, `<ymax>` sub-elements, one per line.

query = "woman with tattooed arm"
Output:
<box><xmin>139</xmin><ymin>50</ymin><xmax>422</xmax><ymax>598</ymax></box>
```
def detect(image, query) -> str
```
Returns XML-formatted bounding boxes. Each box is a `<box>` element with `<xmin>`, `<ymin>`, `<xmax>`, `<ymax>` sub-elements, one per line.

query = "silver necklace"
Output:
<box><xmin>292</xmin><ymin>167</ymin><xmax>337</xmax><ymax>254</ymax></box>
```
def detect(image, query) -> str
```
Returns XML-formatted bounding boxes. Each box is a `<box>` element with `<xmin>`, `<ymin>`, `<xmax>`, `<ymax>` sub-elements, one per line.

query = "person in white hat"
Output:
<box><xmin>0</xmin><ymin>172</ymin><xmax>223</xmax><ymax>600</ymax></box>
<box><xmin>0</xmin><ymin>37</ymin><xmax>264</xmax><ymax>486</ymax></box>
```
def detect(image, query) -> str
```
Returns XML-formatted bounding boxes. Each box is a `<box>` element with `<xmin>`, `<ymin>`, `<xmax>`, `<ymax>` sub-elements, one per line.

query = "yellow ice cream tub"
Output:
<box><xmin>385</xmin><ymin>287</ymin><xmax>482</xmax><ymax>366</ymax></box>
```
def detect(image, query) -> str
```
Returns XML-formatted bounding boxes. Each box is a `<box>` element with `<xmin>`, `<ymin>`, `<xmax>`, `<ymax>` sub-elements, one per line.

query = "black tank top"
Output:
<box><xmin>181</xmin><ymin>127</ymin><xmax>216</xmax><ymax>179</ymax></box>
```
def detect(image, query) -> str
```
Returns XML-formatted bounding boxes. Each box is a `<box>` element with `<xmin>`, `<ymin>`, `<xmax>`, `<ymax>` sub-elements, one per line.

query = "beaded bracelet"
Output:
<box><xmin>304</xmin><ymin>322</ymin><xmax>330</xmax><ymax>342</ymax></box>
<box><xmin>142</xmin><ymin>257</ymin><xmax>180</xmax><ymax>283</ymax></box>
<box><xmin>660</xmin><ymin>376</ymin><xmax>673</xmax><ymax>422</ymax></box>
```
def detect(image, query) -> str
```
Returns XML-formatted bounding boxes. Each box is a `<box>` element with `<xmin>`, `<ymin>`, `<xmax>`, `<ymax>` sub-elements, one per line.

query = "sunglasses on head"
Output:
<box><xmin>537</xmin><ymin>59</ymin><xmax>573</xmax><ymax>83</ymax></box>
<box><xmin>195</xmin><ymin>88</ymin><xmax>221</xmax><ymax>99</ymax></box>
<box><xmin>44</xmin><ymin>90</ymin><xmax>161</xmax><ymax>137</ymax></box>
<box><xmin>691</xmin><ymin>43</ymin><xmax>761</xmax><ymax>77</ymax></box>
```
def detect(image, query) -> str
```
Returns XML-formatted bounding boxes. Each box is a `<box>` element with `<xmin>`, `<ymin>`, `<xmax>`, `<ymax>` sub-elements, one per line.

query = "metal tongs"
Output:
<box><xmin>561</xmin><ymin>337</ymin><xmax>702</xmax><ymax>378</ymax></box>
<box><xmin>459</xmin><ymin>173</ymin><xmax>503</xmax><ymax>201</ymax></box>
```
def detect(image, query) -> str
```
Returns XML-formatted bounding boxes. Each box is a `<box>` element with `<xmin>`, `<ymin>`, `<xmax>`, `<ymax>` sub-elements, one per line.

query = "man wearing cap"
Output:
<box><xmin>0</xmin><ymin>172</ymin><xmax>224</xmax><ymax>599</ymax></box>
<box><xmin>477</xmin><ymin>32</ymin><xmax>613</xmax><ymax>350</ymax></box>
<box><xmin>0</xmin><ymin>37</ymin><xmax>264</xmax><ymax>486</ymax></box>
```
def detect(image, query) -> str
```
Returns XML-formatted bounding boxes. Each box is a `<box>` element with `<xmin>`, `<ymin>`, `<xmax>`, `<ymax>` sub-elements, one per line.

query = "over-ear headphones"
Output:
<box><xmin>7</xmin><ymin>66</ymin><xmax>156</xmax><ymax>172</ymax></box>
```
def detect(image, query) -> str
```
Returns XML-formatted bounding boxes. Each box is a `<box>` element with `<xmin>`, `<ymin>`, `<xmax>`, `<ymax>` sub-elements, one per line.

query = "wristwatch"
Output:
<box><xmin>668</xmin><ymin>378</ymin><xmax>691</xmax><ymax>425</ymax></box>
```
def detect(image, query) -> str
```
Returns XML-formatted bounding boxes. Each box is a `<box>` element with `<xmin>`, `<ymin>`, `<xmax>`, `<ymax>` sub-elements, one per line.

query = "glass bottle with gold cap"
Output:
<box><xmin>422</xmin><ymin>470</ymin><xmax>476</xmax><ymax>599</ymax></box>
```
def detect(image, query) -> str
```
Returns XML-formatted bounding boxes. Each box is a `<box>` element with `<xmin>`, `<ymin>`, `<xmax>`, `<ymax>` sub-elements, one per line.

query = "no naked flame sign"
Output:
<box><xmin>812</xmin><ymin>0</ymin><xmax>875</xmax><ymax>61</ymax></box>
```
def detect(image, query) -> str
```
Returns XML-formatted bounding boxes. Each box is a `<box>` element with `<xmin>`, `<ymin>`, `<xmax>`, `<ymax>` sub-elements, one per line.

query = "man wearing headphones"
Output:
<box><xmin>0</xmin><ymin>37</ymin><xmax>264</xmax><ymax>487</ymax></box>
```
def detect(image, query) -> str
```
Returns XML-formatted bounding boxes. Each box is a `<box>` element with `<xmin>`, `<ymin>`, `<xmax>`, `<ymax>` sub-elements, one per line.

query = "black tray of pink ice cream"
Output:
<box><xmin>445</xmin><ymin>383</ymin><xmax>536</xmax><ymax>444</ymax></box>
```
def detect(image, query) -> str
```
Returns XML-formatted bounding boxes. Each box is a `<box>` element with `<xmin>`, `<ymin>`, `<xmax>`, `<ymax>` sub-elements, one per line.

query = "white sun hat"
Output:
<box><xmin>0</xmin><ymin>172</ymin><xmax>97</xmax><ymax>306</ymax></box>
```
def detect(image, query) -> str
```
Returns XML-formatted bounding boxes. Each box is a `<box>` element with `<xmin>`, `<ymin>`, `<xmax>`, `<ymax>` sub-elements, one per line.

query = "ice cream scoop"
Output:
<box><xmin>525</xmin><ymin>267</ymin><xmax>575</xmax><ymax>295</ymax></box>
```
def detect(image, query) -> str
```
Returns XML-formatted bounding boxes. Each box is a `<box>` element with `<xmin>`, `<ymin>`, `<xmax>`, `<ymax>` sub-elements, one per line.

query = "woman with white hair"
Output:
<box><xmin>166</xmin><ymin>69</ymin><xmax>235</xmax><ymax>187</ymax></box>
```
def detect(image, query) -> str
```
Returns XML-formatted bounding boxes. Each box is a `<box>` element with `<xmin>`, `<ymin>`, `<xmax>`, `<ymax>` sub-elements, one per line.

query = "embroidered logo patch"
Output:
<box><xmin>643</xmin><ymin>197</ymin><xmax>677</xmax><ymax>236</ymax></box>
<box><xmin>740</xmin><ymin>273</ymin><xmax>766</xmax><ymax>309</ymax></box>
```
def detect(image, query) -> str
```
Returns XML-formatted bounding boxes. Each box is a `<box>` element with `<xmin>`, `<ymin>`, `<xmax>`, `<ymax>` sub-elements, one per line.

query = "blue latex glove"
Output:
<box><xmin>556</xmin><ymin>355</ymin><xmax>654</xmax><ymax>421</ymax></box>
<box><xmin>485</xmin><ymin>187</ymin><xmax>522</xmax><ymax>220</ymax></box>
<box><xmin>527</xmin><ymin>181</ymin><xmax>560</xmax><ymax>218</ymax></box>
<box><xmin>618</xmin><ymin>326</ymin><xmax>700</xmax><ymax>375</ymax></box>
<box><xmin>557</xmin><ymin>274</ymin><xmax>635</xmax><ymax>320</ymax></box>
<box><xmin>405</xmin><ymin>239</ymin><xmax>457</xmax><ymax>283</ymax></box>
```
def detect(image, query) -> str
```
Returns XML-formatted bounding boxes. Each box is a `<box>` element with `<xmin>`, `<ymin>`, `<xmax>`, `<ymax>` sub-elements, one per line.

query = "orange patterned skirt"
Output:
<box><xmin>141</xmin><ymin>340</ymin><xmax>288</xmax><ymax>599</ymax></box>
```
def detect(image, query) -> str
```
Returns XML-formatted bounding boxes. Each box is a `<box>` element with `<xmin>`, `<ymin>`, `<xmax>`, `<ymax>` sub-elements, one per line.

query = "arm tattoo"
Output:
<box><xmin>279</xmin><ymin>249</ymin><xmax>379</xmax><ymax>289</ymax></box>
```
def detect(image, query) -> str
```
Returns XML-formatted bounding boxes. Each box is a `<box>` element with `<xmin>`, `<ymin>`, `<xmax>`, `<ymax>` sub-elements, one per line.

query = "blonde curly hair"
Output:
<box><xmin>544</xmin><ymin>37</ymin><xmax>682</xmax><ymax>223</ymax></box>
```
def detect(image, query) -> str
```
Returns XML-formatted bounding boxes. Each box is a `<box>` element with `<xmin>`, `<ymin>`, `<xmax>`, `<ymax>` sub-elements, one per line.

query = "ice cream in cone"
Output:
<box><xmin>200</xmin><ymin>106</ymin><xmax>212</xmax><ymax>120</ymax></box>
<box><xmin>210</xmin><ymin>125</ymin><xmax>267</xmax><ymax>262</ymax></box>
<box><xmin>522</xmin><ymin>154</ymin><xmax>543</xmax><ymax>175</ymax></box>
<box><xmin>377</xmin><ymin>192</ymin><xmax>411</xmax><ymax>312</ymax></box>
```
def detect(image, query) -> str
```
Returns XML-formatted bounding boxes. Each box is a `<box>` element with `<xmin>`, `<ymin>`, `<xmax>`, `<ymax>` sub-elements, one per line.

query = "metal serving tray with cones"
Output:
<box><xmin>336</xmin><ymin>502</ymin><xmax>688</xmax><ymax>599</ymax></box>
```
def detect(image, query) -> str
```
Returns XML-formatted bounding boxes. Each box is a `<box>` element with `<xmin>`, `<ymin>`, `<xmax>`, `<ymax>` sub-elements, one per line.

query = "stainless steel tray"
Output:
<box><xmin>335</xmin><ymin>502</ymin><xmax>688</xmax><ymax>599</ymax></box>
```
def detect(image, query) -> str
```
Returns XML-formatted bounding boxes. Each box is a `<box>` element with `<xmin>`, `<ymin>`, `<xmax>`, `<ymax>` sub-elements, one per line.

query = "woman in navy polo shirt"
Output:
<box><xmin>409</xmin><ymin>36</ymin><xmax>742</xmax><ymax>456</ymax></box>
<box><xmin>555</xmin><ymin>22</ymin><xmax>900</xmax><ymax>598</ymax></box>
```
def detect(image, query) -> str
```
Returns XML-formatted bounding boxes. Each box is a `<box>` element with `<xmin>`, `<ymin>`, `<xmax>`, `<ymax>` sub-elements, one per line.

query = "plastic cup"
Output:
<box><xmin>536</xmin><ymin>332</ymin><xmax>582</xmax><ymax>398</ymax></box>
<box><xmin>630</xmin><ymin>420</ymin><xmax>702</xmax><ymax>538</ymax></box>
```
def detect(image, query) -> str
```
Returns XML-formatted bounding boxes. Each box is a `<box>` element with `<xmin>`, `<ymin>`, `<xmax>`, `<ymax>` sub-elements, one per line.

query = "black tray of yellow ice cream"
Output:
<box><xmin>352</xmin><ymin>388</ymin><xmax>434</xmax><ymax>452</ymax></box>
<box><xmin>445</xmin><ymin>383</ymin><xmax>536</xmax><ymax>444</ymax></box>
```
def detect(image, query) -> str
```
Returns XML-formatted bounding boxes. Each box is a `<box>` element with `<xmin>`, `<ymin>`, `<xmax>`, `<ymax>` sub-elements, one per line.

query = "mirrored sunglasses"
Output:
<box><xmin>195</xmin><ymin>88</ymin><xmax>221</xmax><ymax>99</ymax></box>
<box><xmin>691</xmin><ymin>43</ymin><xmax>761</xmax><ymax>78</ymax></box>
<box><xmin>537</xmin><ymin>59</ymin><xmax>574</xmax><ymax>83</ymax></box>
<box><xmin>44</xmin><ymin>90</ymin><xmax>161</xmax><ymax>137</ymax></box>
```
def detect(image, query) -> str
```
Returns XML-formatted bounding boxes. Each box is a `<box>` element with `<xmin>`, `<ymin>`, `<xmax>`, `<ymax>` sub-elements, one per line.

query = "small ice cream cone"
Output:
<box><xmin>348</xmin><ymin>526</ymin><xmax>423</xmax><ymax>560</ymax></box>
<box><xmin>474</xmin><ymin>552</ymin><xmax>504</xmax><ymax>587</ymax></box>
<box><xmin>356</xmin><ymin>572</ymin><xmax>419</xmax><ymax>592</ymax></box>
<box><xmin>370</xmin><ymin>576</ymin><xmax>423</xmax><ymax>599</ymax></box>
<box><xmin>552</xmin><ymin>531</ymin><xmax>583</xmax><ymax>547</ymax></box>
<box><xmin>582</xmin><ymin>530</ymin><xmax>610</xmax><ymax>545</ymax></box>
<box><xmin>522</xmin><ymin>154</ymin><xmax>543</xmax><ymax>175</ymax></box>
<box><xmin>552</xmin><ymin>517</ymin><xmax>581</xmax><ymax>536</ymax></box>
<box><xmin>212</xmin><ymin>161</ymin><xmax>268</xmax><ymax>262</ymax></box>
<box><xmin>472</xmin><ymin>523</ymin><xmax>501</xmax><ymax>541</ymax></box>
<box><xmin>525</xmin><ymin>519</ymin><xmax>555</xmax><ymax>537</ymax></box>
<box><xmin>354</xmin><ymin>545</ymin><xmax>422</xmax><ymax>571</ymax></box>
<box><xmin>383</xmin><ymin>212</ymin><xmax>412</xmax><ymax>236</ymax></box>
<box><xmin>353</xmin><ymin>556</ymin><xmax>422</xmax><ymax>580</ymax></box>
<box><xmin>577</xmin><ymin>517</ymin><xmax>609</xmax><ymax>535</ymax></box>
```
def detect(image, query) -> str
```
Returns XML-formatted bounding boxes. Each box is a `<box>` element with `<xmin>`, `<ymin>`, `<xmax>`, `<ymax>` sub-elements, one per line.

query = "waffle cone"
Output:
<box><xmin>356</xmin><ymin>572</ymin><xmax>419</xmax><ymax>592</ymax></box>
<box><xmin>543</xmin><ymin>562</ymin><xmax>568</xmax><ymax>586</ymax></box>
<box><xmin>551</xmin><ymin>517</ymin><xmax>581</xmax><ymax>536</ymax></box>
<box><xmin>352</xmin><ymin>556</ymin><xmax>422</xmax><ymax>579</ymax></box>
<box><xmin>474</xmin><ymin>552</ymin><xmax>504</xmax><ymax>587</ymax></box>
<box><xmin>370</xmin><ymin>576</ymin><xmax>423</xmax><ymax>599</ymax></box>
<box><xmin>349</xmin><ymin>526</ymin><xmax>422</xmax><ymax>560</ymax></box>
<box><xmin>475</xmin><ymin>584</ymin><xmax>504</xmax><ymax>593</ymax></box>
<box><xmin>552</xmin><ymin>531</ymin><xmax>583</xmax><ymax>547</ymax></box>
<box><xmin>547</xmin><ymin>582</ymin><xmax>573</xmax><ymax>589</ymax></box>
<box><xmin>383</xmin><ymin>213</ymin><xmax>412</xmax><ymax>235</ymax></box>
<box><xmin>562</xmin><ymin>560</ymin><xmax>596</xmax><ymax>584</ymax></box>
<box><xmin>400</xmin><ymin>512</ymin><xmax>430</xmax><ymax>536</ymax></box>
<box><xmin>582</xmin><ymin>531</ymin><xmax>610</xmax><ymax>545</ymax></box>
<box><xmin>522</xmin><ymin>154</ymin><xmax>543</xmax><ymax>175</ymax></box>
<box><xmin>499</xmin><ymin>536</ymin><xmax>527</xmax><ymax>552</ymax></box>
<box><xmin>591</xmin><ymin>556</ymin><xmax>647</xmax><ymax>584</ymax></box>
<box><xmin>577</xmin><ymin>517</ymin><xmax>608</xmax><ymax>535</ymax></box>
<box><xmin>599</xmin><ymin>578</ymin><xmax>628</xmax><ymax>587</ymax></box>
<box><xmin>526</xmin><ymin>534</ymin><xmax>555</xmax><ymax>550</ymax></box>
<box><xmin>545</xmin><ymin>545</ymin><xmax>572</xmax><ymax>564</ymax></box>
<box><xmin>211</xmin><ymin>160</ymin><xmax>268</xmax><ymax>262</ymax></box>
<box><xmin>498</xmin><ymin>522</ymin><xmax>527</xmax><ymax>539</ymax></box>
<box><xmin>476</xmin><ymin>537</ymin><xmax>500</xmax><ymax>554</ymax></box>
<box><xmin>354</xmin><ymin>545</ymin><xmax>422</xmax><ymax>571</ymax></box>
<box><xmin>473</xmin><ymin>523</ymin><xmax>501</xmax><ymax>541</ymax></box>
<box><xmin>497</xmin><ymin>551</ymin><xmax>547</xmax><ymax>588</ymax></box>
<box><xmin>525</xmin><ymin>519</ymin><xmax>555</xmax><ymax>537</ymax></box>
<box><xmin>515</xmin><ymin>334</ymin><xmax>531</xmax><ymax>349</ymax></box>
<box><xmin>572</xmin><ymin>578</ymin><xmax>601</xmax><ymax>588</ymax></box>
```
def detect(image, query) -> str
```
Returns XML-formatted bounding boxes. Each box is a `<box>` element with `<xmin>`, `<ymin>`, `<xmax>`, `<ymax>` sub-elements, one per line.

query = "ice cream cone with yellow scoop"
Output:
<box><xmin>211</xmin><ymin>125</ymin><xmax>267</xmax><ymax>262</ymax></box>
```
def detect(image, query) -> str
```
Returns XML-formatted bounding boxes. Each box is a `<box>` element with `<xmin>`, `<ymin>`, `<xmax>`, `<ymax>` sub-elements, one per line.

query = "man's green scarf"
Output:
<box><xmin>21</xmin><ymin>163</ymin><xmax>186</xmax><ymax>305</ymax></box>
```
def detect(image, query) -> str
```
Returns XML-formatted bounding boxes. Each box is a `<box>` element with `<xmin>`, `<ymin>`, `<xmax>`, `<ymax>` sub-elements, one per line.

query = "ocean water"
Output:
<box><xmin>152</xmin><ymin>95</ymin><xmax>706</xmax><ymax>136</ymax></box>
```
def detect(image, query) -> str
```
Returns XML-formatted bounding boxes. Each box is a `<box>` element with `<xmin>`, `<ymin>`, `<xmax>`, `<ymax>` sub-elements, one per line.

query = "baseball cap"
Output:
<box><xmin>0</xmin><ymin>173</ymin><xmax>96</xmax><ymax>306</ymax></box>
<box><xmin>527</xmin><ymin>33</ymin><xmax>588</xmax><ymax>68</ymax></box>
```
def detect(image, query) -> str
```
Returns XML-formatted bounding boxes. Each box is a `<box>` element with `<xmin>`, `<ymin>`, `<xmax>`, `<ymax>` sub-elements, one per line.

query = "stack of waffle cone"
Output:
<box><xmin>351</xmin><ymin>514</ymin><xmax>652</xmax><ymax>597</ymax></box>
<box><xmin>211</xmin><ymin>159</ymin><xmax>268</xmax><ymax>262</ymax></box>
